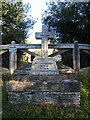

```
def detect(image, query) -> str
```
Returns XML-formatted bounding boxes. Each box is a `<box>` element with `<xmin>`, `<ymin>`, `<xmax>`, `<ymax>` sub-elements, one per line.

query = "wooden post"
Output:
<box><xmin>9</xmin><ymin>41</ymin><xmax>17</xmax><ymax>74</ymax></box>
<box><xmin>14</xmin><ymin>51</ymin><xmax>17</xmax><ymax>70</ymax></box>
<box><xmin>73</xmin><ymin>41</ymin><xmax>80</xmax><ymax>72</ymax></box>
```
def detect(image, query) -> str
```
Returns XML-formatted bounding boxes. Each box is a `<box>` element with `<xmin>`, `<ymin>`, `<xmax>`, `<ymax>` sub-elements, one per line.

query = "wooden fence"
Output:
<box><xmin>0</xmin><ymin>41</ymin><xmax>90</xmax><ymax>74</ymax></box>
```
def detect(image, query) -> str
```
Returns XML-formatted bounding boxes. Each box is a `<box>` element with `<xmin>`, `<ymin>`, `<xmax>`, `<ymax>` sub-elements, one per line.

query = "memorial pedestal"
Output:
<box><xmin>6</xmin><ymin>57</ymin><xmax>82</xmax><ymax>106</ymax></box>
<box><xmin>30</xmin><ymin>57</ymin><xmax>59</xmax><ymax>75</ymax></box>
<box><xmin>6</xmin><ymin>25</ymin><xmax>82</xmax><ymax>106</ymax></box>
<box><xmin>6</xmin><ymin>79</ymin><xmax>81</xmax><ymax>105</ymax></box>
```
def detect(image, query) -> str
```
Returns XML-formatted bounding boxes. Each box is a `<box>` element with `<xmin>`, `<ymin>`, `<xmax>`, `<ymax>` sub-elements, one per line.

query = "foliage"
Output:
<box><xmin>2</xmin><ymin>73</ymin><xmax>12</xmax><ymax>81</ymax></box>
<box><xmin>35</xmin><ymin>50</ymin><xmax>41</xmax><ymax>56</ymax></box>
<box><xmin>42</xmin><ymin>1</ymin><xmax>90</xmax><ymax>68</ymax></box>
<box><xmin>2</xmin><ymin>1</ymin><xmax>35</xmax><ymax>44</ymax></box>
<box><xmin>1</xmin><ymin>1</ymin><xmax>35</xmax><ymax>68</ymax></box>
<box><xmin>2</xmin><ymin>67</ymin><xmax>12</xmax><ymax>81</ymax></box>
<box><xmin>42</xmin><ymin>2</ymin><xmax>90</xmax><ymax>44</ymax></box>
<box><xmin>2</xmin><ymin>101</ymin><xmax>89</xmax><ymax>119</ymax></box>
<box><xmin>76</xmin><ymin>73</ymin><xmax>90</xmax><ymax>111</ymax></box>
<box><xmin>76</xmin><ymin>73</ymin><xmax>89</xmax><ymax>90</ymax></box>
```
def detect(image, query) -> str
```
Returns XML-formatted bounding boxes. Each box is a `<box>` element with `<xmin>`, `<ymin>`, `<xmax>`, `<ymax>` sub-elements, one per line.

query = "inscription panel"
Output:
<box><xmin>31</xmin><ymin>57</ymin><xmax>59</xmax><ymax>75</ymax></box>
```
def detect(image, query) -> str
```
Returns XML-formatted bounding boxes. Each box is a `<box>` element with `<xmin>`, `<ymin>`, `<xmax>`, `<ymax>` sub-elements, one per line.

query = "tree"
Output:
<box><xmin>42</xmin><ymin>1</ymin><xmax>90</xmax><ymax>68</ymax></box>
<box><xmin>42</xmin><ymin>2</ymin><xmax>90</xmax><ymax>44</ymax></box>
<box><xmin>2</xmin><ymin>2</ymin><xmax>35</xmax><ymax>44</ymax></box>
<box><xmin>1</xmin><ymin>1</ymin><xmax>35</xmax><ymax>68</ymax></box>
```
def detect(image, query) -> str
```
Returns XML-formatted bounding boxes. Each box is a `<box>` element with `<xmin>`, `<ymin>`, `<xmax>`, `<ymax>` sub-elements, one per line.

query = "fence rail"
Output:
<box><xmin>0</xmin><ymin>41</ymin><xmax>90</xmax><ymax>74</ymax></box>
<box><xmin>0</xmin><ymin>43</ymin><xmax>90</xmax><ymax>50</ymax></box>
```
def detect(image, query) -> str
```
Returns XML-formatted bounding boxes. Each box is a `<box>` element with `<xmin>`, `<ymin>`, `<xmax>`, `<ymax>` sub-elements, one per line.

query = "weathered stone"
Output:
<box><xmin>6</xmin><ymin>79</ymin><xmax>82</xmax><ymax>105</ymax></box>
<box><xmin>59</xmin><ymin>64</ymin><xmax>74</xmax><ymax>73</ymax></box>
<box><xmin>6</xmin><ymin>25</ymin><xmax>82</xmax><ymax>106</ymax></box>
<box><xmin>6</xmin><ymin>80</ymin><xmax>81</xmax><ymax>92</ymax></box>
<box><xmin>59</xmin><ymin>92</ymin><xmax>80</xmax><ymax>105</ymax></box>
<box><xmin>78</xmin><ymin>67</ymin><xmax>90</xmax><ymax>75</ymax></box>
<box><xmin>53</xmin><ymin>54</ymin><xmax>62</xmax><ymax>62</ymax></box>
<box><xmin>6</xmin><ymin>80</ymin><xmax>60</xmax><ymax>92</ymax></box>
<box><xmin>35</xmin><ymin>25</ymin><xmax>54</xmax><ymax>57</ymax></box>
<box><xmin>59</xmin><ymin>80</ymin><xmax>81</xmax><ymax>92</ymax></box>
<box><xmin>8</xmin><ymin>91</ymin><xmax>81</xmax><ymax>105</ymax></box>
<box><xmin>30</xmin><ymin>57</ymin><xmax>59</xmax><ymax>75</ymax></box>
<box><xmin>13</xmin><ymin>75</ymin><xmax>61</xmax><ymax>81</ymax></box>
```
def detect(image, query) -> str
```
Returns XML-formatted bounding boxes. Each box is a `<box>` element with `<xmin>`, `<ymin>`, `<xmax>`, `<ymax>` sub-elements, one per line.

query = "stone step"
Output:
<box><xmin>6</xmin><ymin>80</ymin><xmax>81</xmax><ymax>92</ymax></box>
<box><xmin>14</xmin><ymin>70</ymin><xmax>31</xmax><ymax>75</ymax></box>
<box><xmin>6</xmin><ymin>79</ymin><xmax>82</xmax><ymax>105</ymax></box>
<box><xmin>13</xmin><ymin>75</ymin><xmax>61</xmax><ymax>81</ymax></box>
<box><xmin>8</xmin><ymin>91</ymin><xmax>81</xmax><ymax>105</ymax></box>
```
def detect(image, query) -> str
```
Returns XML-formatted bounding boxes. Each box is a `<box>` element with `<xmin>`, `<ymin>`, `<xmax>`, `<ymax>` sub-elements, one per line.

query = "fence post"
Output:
<box><xmin>73</xmin><ymin>41</ymin><xmax>80</xmax><ymax>72</ymax></box>
<box><xmin>9</xmin><ymin>41</ymin><xmax>17</xmax><ymax>74</ymax></box>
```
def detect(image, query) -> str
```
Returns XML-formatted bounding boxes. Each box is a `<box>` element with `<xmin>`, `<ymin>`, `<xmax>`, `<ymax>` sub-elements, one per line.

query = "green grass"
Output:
<box><xmin>2</xmin><ymin>101</ymin><xmax>89</xmax><ymax>119</ymax></box>
<box><xmin>1</xmin><ymin>73</ymin><xmax>90</xmax><ymax>119</ymax></box>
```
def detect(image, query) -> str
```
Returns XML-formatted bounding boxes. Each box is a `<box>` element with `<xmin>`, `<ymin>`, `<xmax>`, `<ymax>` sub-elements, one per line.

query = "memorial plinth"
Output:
<box><xmin>30</xmin><ymin>57</ymin><xmax>59</xmax><ymax>75</ymax></box>
<box><xmin>6</xmin><ymin>25</ymin><xmax>82</xmax><ymax>106</ymax></box>
<box><xmin>6</xmin><ymin>80</ymin><xmax>81</xmax><ymax>105</ymax></box>
<box><xmin>30</xmin><ymin>25</ymin><xmax>60</xmax><ymax>76</ymax></box>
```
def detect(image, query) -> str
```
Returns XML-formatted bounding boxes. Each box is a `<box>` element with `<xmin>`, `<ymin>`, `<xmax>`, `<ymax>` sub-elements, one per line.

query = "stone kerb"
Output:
<box><xmin>6</xmin><ymin>80</ymin><xmax>81</xmax><ymax>92</ymax></box>
<box><xmin>6</xmin><ymin>79</ymin><xmax>82</xmax><ymax>105</ymax></box>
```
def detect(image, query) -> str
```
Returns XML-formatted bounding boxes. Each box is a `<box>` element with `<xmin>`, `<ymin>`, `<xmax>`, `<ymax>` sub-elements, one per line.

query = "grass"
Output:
<box><xmin>1</xmin><ymin>73</ymin><xmax>90</xmax><ymax>119</ymax></box>
<box><xmin>2</xmin><ymin>101</ymin><xmax>89</xmax><ymax>119</ymax></box>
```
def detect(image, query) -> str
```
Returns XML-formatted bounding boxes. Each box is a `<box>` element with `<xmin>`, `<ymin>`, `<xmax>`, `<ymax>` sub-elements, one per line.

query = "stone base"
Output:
<box><xmin>8</xmin><ymin>91</ymin><xmax>80</xmax><ymax>105</ymax></box>
<box><xmin>13</xmin><ymin>75</ymin><xmax>61</xmax><ymax>81</ymax></box>
<box><xmin>6</xmin><ymin>79</ymin><xmax>82</xmax><ymax>106</ymax></box>
<box><xmin>30</xmin><ymin>57</ymin><xmax>59</xmax><ymax>75</ymax></box>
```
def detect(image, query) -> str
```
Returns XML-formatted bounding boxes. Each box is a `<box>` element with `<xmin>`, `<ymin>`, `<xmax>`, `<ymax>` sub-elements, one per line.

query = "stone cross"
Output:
<box><xmin>35</xmin><ymin>25</ymin><xmax>54</xmax><ymax>57</ymax></box>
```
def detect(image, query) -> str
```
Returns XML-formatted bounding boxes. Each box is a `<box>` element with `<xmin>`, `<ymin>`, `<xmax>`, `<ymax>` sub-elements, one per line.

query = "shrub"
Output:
<box><xmin>2</xmin><ymin>73</ymin><xmax>12</xmax><ymax>81</ymax></box>
<box><xmin>76</xmin><ymin>73</ymin><xmax>89</xmax><ymax>90</ymax></box>
<box><xmin>76</xmin><ymin>73</ymin><xmax>90</xmax><ymax>113</ymax></box>
<box><xmin>1</xmin><ymin>68</ymin><xmax>12</xmax><ymax>81</ymax></box>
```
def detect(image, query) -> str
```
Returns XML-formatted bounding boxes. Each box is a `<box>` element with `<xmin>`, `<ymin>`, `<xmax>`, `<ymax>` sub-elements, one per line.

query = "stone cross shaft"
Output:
<box><xmin>35</xmin><ymin>25</ymin><xmax>54</xmax><ymax>57</ymax></box>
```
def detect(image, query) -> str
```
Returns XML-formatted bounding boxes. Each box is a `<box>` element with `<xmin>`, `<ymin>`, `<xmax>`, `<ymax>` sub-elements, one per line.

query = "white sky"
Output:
<box><xmin>23</xmin><ymin>0</ymin><xmax>50</xmax><ymax>39</ymax></box>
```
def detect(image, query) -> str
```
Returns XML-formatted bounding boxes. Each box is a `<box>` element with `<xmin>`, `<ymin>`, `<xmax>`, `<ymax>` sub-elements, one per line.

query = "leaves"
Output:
<box><xmin>1</xmin><ymin>2</ymin><xmax>35</xmax><ymax>68</ymax></box>
<box><xmin>2</xmin><ymin>2</ymin><xmax>35</xmax><ymax>44</ymax></box>
<box><xmin>42</xmin><ymin>2</ymin><xmax>90</xmax><ymax>44</ymax></box>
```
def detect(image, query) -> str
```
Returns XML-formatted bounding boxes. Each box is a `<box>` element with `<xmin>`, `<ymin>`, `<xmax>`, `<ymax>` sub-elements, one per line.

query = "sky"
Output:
<box><xmin>23</xmin><ymin>0</ymin><xmax>50</xmax><ymax>39</ymax></box>
<box><xmin>22</xmin><ymin>0</ymin><xmax>88</xmax><ymax>40</ymax></box>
